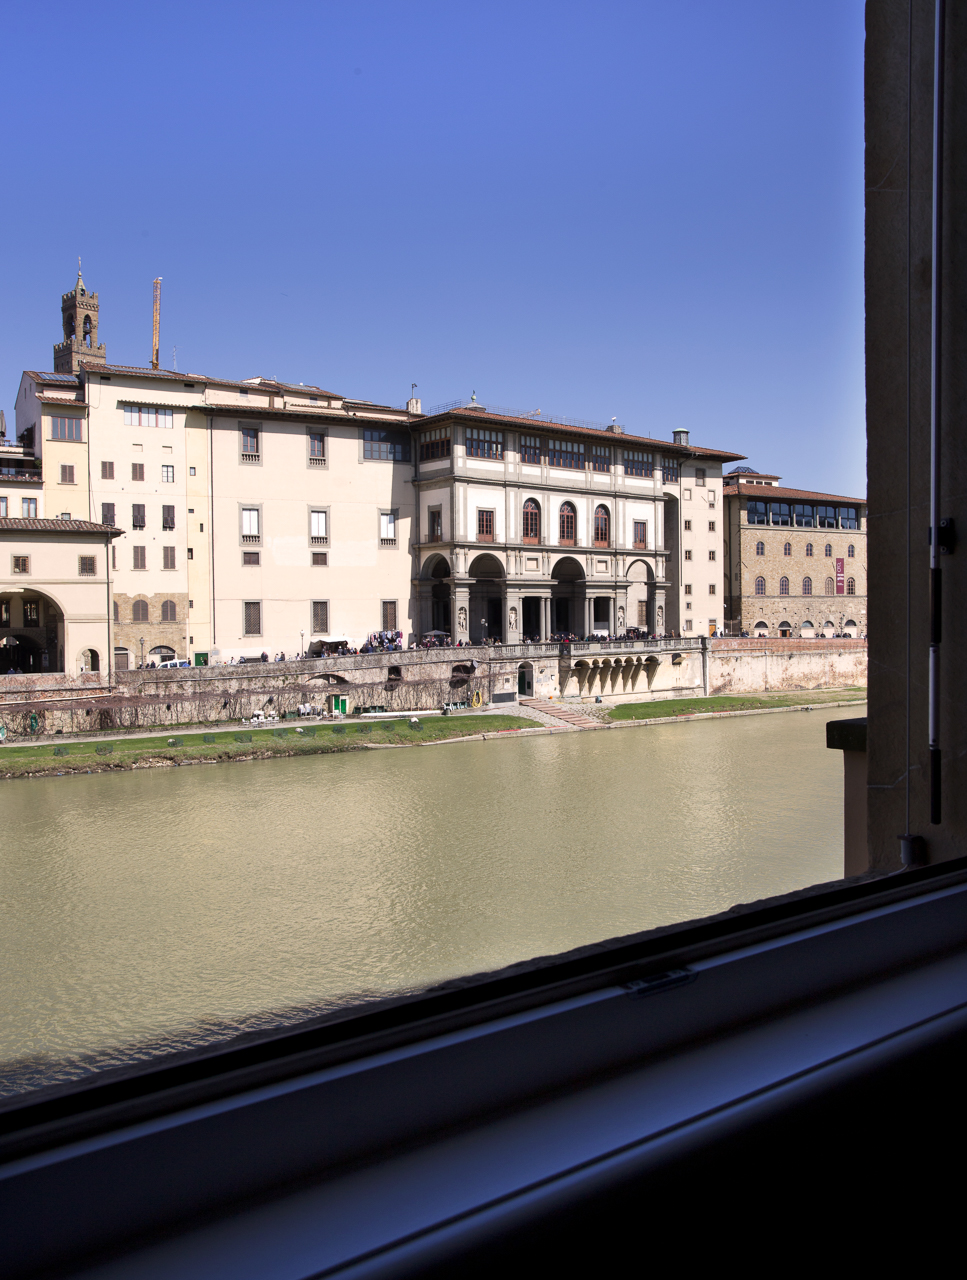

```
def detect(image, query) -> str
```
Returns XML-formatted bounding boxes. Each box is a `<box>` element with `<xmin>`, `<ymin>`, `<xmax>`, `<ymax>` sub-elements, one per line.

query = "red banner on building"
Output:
<box><xmin>836</xmin><ymin>557</ymin><xmax>845</xmax><ymax>594</ymax></box>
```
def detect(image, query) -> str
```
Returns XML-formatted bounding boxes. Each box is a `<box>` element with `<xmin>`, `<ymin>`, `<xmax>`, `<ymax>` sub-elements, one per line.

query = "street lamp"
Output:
<box><xmin>139</xmin><ymin>636</ymin><xmax>145</xmax><ymax>668</ymax></box>
<box><xmin>300</xmin><ymin>630</ymin><xmax>304</xmax><ymax>659</ymax></box>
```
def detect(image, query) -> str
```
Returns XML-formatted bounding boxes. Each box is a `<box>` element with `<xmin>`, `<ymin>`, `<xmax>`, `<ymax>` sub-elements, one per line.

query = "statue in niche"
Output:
<box><xmin>656</xmin><ymin>606</ymin><xmax>664</xmax><ymax>631</ymax></box>
<box><xmin>509</xmin><ymin>606</ymin><xmax>518</xmax><ymax>631</ymax></box>
<box><xmin>617</xmin><ymin>607</ymin><xmax>625</xmax><ymax>630</ymax></box>
<box><xmin>457</xmin><ymin>605</ymin><xmax>468</xmax><ymax>633</ymax></box>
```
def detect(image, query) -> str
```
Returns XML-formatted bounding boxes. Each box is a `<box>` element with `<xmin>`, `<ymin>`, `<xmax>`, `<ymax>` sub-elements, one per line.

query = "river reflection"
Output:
<box><xmin>0</xmin><ymin>707</ymin><xmax>858</xmax><ymax>1091</ymax></box>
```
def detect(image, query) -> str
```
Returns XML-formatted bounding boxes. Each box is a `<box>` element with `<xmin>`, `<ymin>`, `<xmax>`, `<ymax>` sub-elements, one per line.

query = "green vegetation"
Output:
<box><xmin>0</xmin><ymin>715</ymin><xmax>525</xmax><ymax>779</ymax></box>
<box><xmin>607</xmin><ymin>690</ymin><xmax>867</xmax><ymax>722</ymax></box>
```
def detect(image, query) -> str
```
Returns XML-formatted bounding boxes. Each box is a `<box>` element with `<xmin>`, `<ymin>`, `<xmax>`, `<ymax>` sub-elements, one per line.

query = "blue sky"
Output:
<box><xmin>1</xmin><ymin>0</ymin><xmax>865</xmax><ymax>495</ymax></box>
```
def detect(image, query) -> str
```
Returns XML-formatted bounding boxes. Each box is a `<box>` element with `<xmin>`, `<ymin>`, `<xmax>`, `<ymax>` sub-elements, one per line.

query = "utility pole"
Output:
<box><xmin>152</xmin><ymin>278</ymin><xmax>162</xmax><ymax>370</ymax></box>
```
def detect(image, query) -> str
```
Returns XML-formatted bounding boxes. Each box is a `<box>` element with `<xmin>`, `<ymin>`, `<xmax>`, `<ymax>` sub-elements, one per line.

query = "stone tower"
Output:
<box><xmin>53</xmin><ymin>268</ymin><xmax>106</xmax><ymax>373</ymax></box>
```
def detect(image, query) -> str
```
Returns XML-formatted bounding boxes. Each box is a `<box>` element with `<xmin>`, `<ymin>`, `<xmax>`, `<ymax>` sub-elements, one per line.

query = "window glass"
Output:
<box><xmin>50</xmin><ymin>415</ymin><xmax>84</xmax><ymax>440</ymax></box>
<box><xmin>419</xmin><ymin>428</ymin><xmax>450</xmax><ymax>460</ymax></box>
<box><xmin>817</xmin><ymin>505</ymin><xmax>837</xmax><ymax>528</ymax></box>
<box><xmin>559</xmin><ymin>502</ymin><xmax>576</xmax><ymax>543</ymax></box>
<box><xmin>242</xmin><ymin>508</ymin><xmax>260</xmax><ymax>539</ymax></box>
<box><xmin>747</xmin><ymin>501</ymin><xmax>767</xmax><ymax>525</ymax></box>
<box><xmin>381</xmin><ymin>512</ymin><xmax>397</xmax><ymax>542</ymax></box>
<box><xmin>311</xmin><ymin>510</ymin><xmax>327</xmax><ymax>541</ymax></box>
<box><xmin>770</xmin><ymin>502</ymin><xmax>792</xmax><ymax>526</ymax></box>
<box><xmin>794</xmin><ymin>503</ymin><xmax>814</xmax><ymax>527</ymax></box>
<box><xmin>124</xmin><ymin>406</ymin><xmax>173</xmax><ymax>428</ymax></box>
<box><xmin>520</xmin><ymin>435</ymin><xmax>542</xmax><ymax>464</ymax></box>
<box><xmin>548</xmin><ymin>438</ymin><xmax>584</xmax><ymax>469</ymax></box>
<box><xmin>591</xmin><ymin>446</ymin><xmax>611</xmax><ymax>472</ymax></box>
<box><xmin>364</xmin><ymin>429</ymin><xmax>410</xmax><ymax>461</ymax></box>
<box><xmin>623</xmin><ymin>449</ymin><xmax>653</xmax><ymax>476</ymax></box>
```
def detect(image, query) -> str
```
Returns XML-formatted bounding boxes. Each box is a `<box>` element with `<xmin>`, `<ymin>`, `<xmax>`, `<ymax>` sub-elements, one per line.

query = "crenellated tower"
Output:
<box><xmin>53</xmin><ymin>267</ymin><xmax>106</xmax><ymax>373</ymax></box>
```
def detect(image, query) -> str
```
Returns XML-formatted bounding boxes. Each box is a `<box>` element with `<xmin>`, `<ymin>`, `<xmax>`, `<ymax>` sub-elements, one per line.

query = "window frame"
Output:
<box><xmin>307</xmin><ymin>429</ymin><xmax>327</xmax><ymax>467</ymax></box>
<box><xmin>243</xmin><ymin>600</ymin><xmax>262</xmax><ymax>636</ymax></box>
<box><xmin>309</xmin><ymin>507</ymin><xmax>329</xmax><ymax>546</ymax></box>
<box><xmin>60</xmin><ymin>464</ymin><xmax>74</xmax><ymax>485</ymax></box>
<box><xmin>311</xmin><ymin>600</ymin><xmax>330</xmax><ymax>635</ymax></box>
<box><xmin>240</xmin><ymin>504</ymin><xmax>262</xmax><ymax>546</ymax></box>
<box><xmin>593</xmin><ymin>505</ymin><xmax>610</xmax><ymax>547</ymax></box>
<box><xmin>466</xmin><ymin>427</ymin><xmax>504</xmax><ymax>461</ymax></box>
<box><xmin>12</xmin><ymin>555</ymin><xmax>30</xmax><ymax>575</ymax></box>
<box><xmin>559</xmin><ymin>501</ymin><xmax>577</xmax><ymax>546</ymax></box>
<box><xmin>363</xmin><ymin>429</ymin><xmax>411</xmax><ymax>463</ymax></box>
<box><xmin>381</xmin><ymin>599</ymin><xmax>398</xmax><ymax>632</ymax></box>
<box><xmin>522</xmin><ymin>499</ymin><xmax>540</xmax><ymax>544</ymax></box>
<box><xmin>380</xmin><ymin>509</ymin><xmax>399</xmax><ymax>547</ymax></box>
<box><xmin>49</xmin><ymin>415</ymin><xmax>84</xmax><ymax>442</ymax></box>
<box><xmin>240</xmin><ymin>423</ymin><xmax>262</xmax><ymax>464</ymax></box>
<box><xmin>476</xmin><ymin>508</ymin><xmax>495</xmax><ymax>543</ymax></box>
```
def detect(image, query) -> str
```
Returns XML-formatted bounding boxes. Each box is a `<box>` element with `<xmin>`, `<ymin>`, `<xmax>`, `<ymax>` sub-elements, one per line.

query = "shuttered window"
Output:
<box><xmin>101</xmin><ymin>503</ymin><xmax>115</xmax><ymax>526</ymax></box>
<box><xmin>162</xmin><ymin>505</ymin><xmax>175</xmax><ymax>530</ymax></box>
<box><xmin>132</xmin><ymin>504</ymin><xmax>145</xmax><ymax>529</ymax></box>
<box><xmin>244</xmin><ymin>601</ymin><xmax>262</xmax><ymax>635</ymax></box>
<box><xmin>133</xmin><ymin>546</ymin><xmax>146</xmax><ymax>570</ymax></box>
<box><xmin>60</xmin><ymin>465</ymin><xmax>74</xmax><ymax>484</ymax></box>
<box><xmin>132</xmin><ymin>600</ymin><xmax>148</xmax><ymax>622</ymax></box>
<box><xmin>101</xmin><ymin>461</ymin><xmax>114</xmax><ymax>479</ymax></box>
<box><xmin>382</xmin><ymin>600</ymin><xmax>398</xmax><ymax>631</ymax></box>
<box><xmin>78</xmin><ymin>556</ymin><xmax>96</xmax><ymax>576</ymax></box>
<box><xmin>312</xmin><ymin>601</ymin><xmax>329</xmax><ymax>634</ymax></box>
<box><xmin>161</xmin><ymin>600</ymin><xmax>177</xmax><ymax>621</ymax></box>
<box><xmin>163</xmin><ymin>546</ymin><xmax>176</xmax><ymax>570</ymax></box>
<box><xmin>132</xmin><ymin>463</ymin><xmax>144</xmax><ymax>481</ymax></box>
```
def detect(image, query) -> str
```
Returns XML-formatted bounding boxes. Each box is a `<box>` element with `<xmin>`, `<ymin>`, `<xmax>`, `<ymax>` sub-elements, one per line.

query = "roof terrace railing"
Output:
<box><xmin>419</xmin><ymin>399</ymin><xmax>628</xmax><ymax>434</ymax></box>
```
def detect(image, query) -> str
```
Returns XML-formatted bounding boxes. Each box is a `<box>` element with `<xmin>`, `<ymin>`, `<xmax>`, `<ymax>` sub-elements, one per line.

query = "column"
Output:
<box><xmin>540</xmin><ymin>596</ymin><xmax>549</xmax><ymax>642</ymax></box>
<box><xmin>453</xmin><ymin>584</ymin><xmax>471</xmax><ymax>644</ymax></box>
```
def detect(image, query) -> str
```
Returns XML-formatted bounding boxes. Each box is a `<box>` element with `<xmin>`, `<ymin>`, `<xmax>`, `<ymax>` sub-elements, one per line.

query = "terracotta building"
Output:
<box><xmin>723</xmin><ymin>467</ymin><xmax>867</xmax><ymax>637</ymax></box>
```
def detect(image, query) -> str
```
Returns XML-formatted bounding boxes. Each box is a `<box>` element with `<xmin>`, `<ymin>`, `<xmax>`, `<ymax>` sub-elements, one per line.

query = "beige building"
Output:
<box><xmin>0</xmin><ymin>517</ymin><xmax>120</xmax><ymax>674</ymax></box>
<box><xmin>723</xmin><ymin>467</ymin><xmax>867</xmax><ymax>637</ymax></box>
<box><xmin>12</xmin><ymin>274</ymin><xmax>743</xmax><ymax>660</ymax></box>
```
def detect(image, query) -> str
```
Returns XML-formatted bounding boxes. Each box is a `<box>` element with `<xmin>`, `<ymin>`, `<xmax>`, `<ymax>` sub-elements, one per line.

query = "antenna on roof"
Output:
<box><xmin>172</xmin><ymin>345</ymin><xmax>177</xmax><ymax>372</ymax></box>
<box><xmin>151</xmin><ymin>278</ymin><xmax>162</xmax><ymax>370</ymax></box>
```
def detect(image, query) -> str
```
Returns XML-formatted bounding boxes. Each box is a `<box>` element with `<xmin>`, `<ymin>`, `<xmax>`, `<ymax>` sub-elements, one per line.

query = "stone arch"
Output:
<box><xmin>421</xmin><ymin>553</ymin><xmax>451</xmax><ymax>581</ymax></box>
<box><xmin>468</xmin><ymin>553</ymin><xmax>505</xmax><ymax>643</ymax></box>
<box><xmin>626</xmin><ymin>558</ymin><xmax>654</xmax><ymax>631</ymax></box>
<box><xmin>83</xmin><ymin>314</ymin><xmax>93</xmax><ymax>348</ymax></box>
<box><xmin>78</xmin><ymin>647</ymin><xmax>100</xmax><ymax>673</ymax></box>
<box><xmin>517</xmin><ymin>661</ymin><xmax>534</xmax><ymax>697</ymax></box>
<box><xmin>467</xmin><ymin>553</ymin><xmax>504</xmax><ymax>579</ymax></box>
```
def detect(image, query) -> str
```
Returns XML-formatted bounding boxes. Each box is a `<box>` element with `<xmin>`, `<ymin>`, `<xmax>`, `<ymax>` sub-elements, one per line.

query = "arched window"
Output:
<box><xmin>593</xmin><ymin>505</ymin><xmax>610</xmax><ymax>547</ymax></box>
<box><xmin>847</xmin><ymin>544</ymin><xmax>855</xmax><ymax>558</ymax></box>
<box><xmin>825</xmin><ymin>543</ymin><xmax>833</xmax><ymax>557</ymax></box>
<box><xmin>113</xmin><ymin>600</ymin><xmax>119</xmax><ymax>622</ymax></box>
<box><xmin>132</xmin><ymin>600</ymin><xmax>148</xmax><ymax>622</ymax></box>
<box><xmin>161</xmin><ymin>599</ymin><xmax>177</xmax><ymax>622</ymax></box>
<box><xmin>803</xmin><ymin>577</ymin><xmax>812</xmax><ymax>595</ymax></box>
<box><xmin>805</xmin><ymin>543</ymin><xmax>814</xmax><ymax>557</ymax></box>
<box><xmin>825</xmin><ymin>577</ymin><xmax>834</xmax><ymax>595</ymax></box>
<box><xmin>755</xmin><ymin>576</ymin><xmax>766</xmax><ymax>596</ymax></box>
<box><xmin>846</xmin><ymin>578</ymin><xmax>856</xmax><ymax>595</ymax></box>
<box><xmin>83</xmin><ymin>315</ymin><xmax>92</xmax><ymax>348</ymax></box>
<box><xmin>756</xmin><ymin>541</ymin><xmax>765</xmax><ymax>556</ymax></box>
<box><xmin>783</xmin><ymin>542</ymin><xmax>792</xmax><ymax>556</ymax></box>
<box><xmin>522</xmin><ymin>499</ymin><xmax>540</xmax><ymax>544</ymax></box>
<box><xmin>559</xmin><ymin>502</ymin><xmax>576</xmax><ymax>545</ymax></box>
<box><xmin>779</xmin><ymin>577</ymin><xmax>790</xmax><ymax>596</ymax></box>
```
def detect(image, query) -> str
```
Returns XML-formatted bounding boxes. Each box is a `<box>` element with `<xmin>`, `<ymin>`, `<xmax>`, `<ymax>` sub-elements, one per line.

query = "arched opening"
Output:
<box><xmin>522</xmin><ymin>499</ymin><xmax>540</xmax><ymax>544</ymax></box>
<box><xmin>148</xmin><ymin>645</ymin><xmax>176</xmax><ymax>667</ymax></box>
<box><xmin>114</xmin><ymin>647</ymin><xmax>130</xmax><ymax>671</ymax></box>
<box><xmin>83</xmin><ymin>315</ymin><xmax>92</xmax><ymax>348</ymax></box>
<box><xmin>0</xmin><ymin>589</ymin><xmax>65</xmax><ymax>671</ymax></box>
<box><xmin>593</xmin><ymin>505</ymin><xmax>610</xmax><ymax>547</ymax></box>
<box><xmin>468</xmin><ymin>553</ymin><xmax>504</xmax><ymax>643</ymax></box>
<box><xmin>426</xmin><ymin>556</ymin><xmax>452</xmax><ymax>635</ymax></box>
<box><xmin>754</xmin><ymin>621</ymin><xmax>769</xmax><ymax>635</ymax></box>
<box><xmin>65</xmin><ymin>314</ymin><xmax>75</xmax><ymax>340</ymax></box>
<box><xmin>626</xmin><ymin>559</ymin><xmax>655</xmax><ymax>635</ymax></box>
<box><xmin>844</xmin><ymin>618</ymin><xmax>858</xmax><ymax>637</ymax></box>
<box><xmin>517</xmin><ymin>662</ymin><xmax>534</xmax><ymax>697</ymax></box>
<box><xmin>778</xmin><ymin>620</ymin><xmax>793</xmax><ymax>638</ymax></box>
<box><xmin>161</xmin><ymin>600</ymin><xmax>177</xmax><ymax>622</ymax></box>
<box><xmin>79</xmin><ymin>647</ymin><xmax>100</xmax><ymax>673</ymax></box>
<box><xmin>801</xmin><ymin>619</ymin><xmax>816</xmax><ymax>637</ymax></box>
<box><xmin>0</xmin><ymin>634</ymin><xmax>44</xmax><ymax>673</ymax></box>
<box><xmin>559</xmin><ymin>502</ymin><xmax>576</xmax><ymax>547</ymax></box>
<box><xmin>132</xmin><ymin>599</ymin><xmax>149</xmax><ymax>623</ymax></box>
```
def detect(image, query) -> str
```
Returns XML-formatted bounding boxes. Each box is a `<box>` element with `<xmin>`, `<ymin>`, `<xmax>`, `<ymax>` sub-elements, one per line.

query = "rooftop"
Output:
<box><xmin>0</xmin><ymin>518</ymin><xmax>122</xmax><ymax>536</ymax></box>
<box><xmin>724</xmin><ymin>482</ymin><xmax>865</xmax><ymax>505</ymax></box>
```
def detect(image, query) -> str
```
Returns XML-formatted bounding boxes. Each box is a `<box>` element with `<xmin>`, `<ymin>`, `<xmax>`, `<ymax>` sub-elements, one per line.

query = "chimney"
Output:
<box><xmin>673</xmin><ymin>429</ymin><xmax>690</xmax><ymax>447</ymax></box>
<box><xmin>407</xmin><ymin>397</ymin><xmax>422</xmax><ymax>414</ymax></box>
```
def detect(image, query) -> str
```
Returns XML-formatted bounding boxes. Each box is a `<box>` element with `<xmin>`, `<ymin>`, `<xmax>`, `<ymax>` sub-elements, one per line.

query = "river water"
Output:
<box><xmin>0</xmin><ymin>707</ymin><xmax>859</xmax><ymax>1093</ymax></box>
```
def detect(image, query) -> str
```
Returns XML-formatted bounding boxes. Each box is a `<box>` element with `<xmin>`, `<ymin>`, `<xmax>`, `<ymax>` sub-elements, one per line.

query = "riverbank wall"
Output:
<box><xmin>0</xmin><ymin>638</ymin><xmax>866</xmax><ymax>738</ymax></box>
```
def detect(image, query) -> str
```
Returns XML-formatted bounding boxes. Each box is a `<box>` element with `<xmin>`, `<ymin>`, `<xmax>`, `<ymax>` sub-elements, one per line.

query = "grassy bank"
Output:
<box><xmin>0</xmin><ymin>715</ymin><xmax>524</xmax><ymax>780</ymax></box>
<box><xmin>607</xmin><ymin>690</ymin><xmax>867</xmax><ymax>721</ymax></box>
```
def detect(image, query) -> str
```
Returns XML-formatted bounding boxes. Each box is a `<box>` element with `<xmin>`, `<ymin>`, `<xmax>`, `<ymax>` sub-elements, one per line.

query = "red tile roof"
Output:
<box><xmin>0</xmin><ymin>518</ymin><xmax>122</xmax><ymax>535</ymax></box>
<box><xmin>724</xmin><ymin>483</ymin><xmax>866</xmax><ymax>505</ymax></box>
<box><xmin>418</xmin><ymin>408</ymin><xmax>745</xmax><ymax>460</ymax></box>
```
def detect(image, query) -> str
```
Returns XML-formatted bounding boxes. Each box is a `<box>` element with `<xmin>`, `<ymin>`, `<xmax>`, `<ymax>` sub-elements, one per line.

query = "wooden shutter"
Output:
<box><xmin>163</xmin><ymin>546</ymin><xmax>176</xmax><ymax>570</ymax></box>
<box><xmin>382</xmin><ymin>600</ymin><xmax>397</xmax><ymax>631</ymax></box>
<box><xmin>133</xmin><ymin>546</ymin><xmax>146</xmax><ymax>570</ymax></box>
<box><xmin>101</xmin><ymin>503</ymin><xmax>115</xmax><ymax>526</ymax></box>
<box><xmin>101</xmin><ymin>461</ymin><xmax>115</xmax><ymax>479</ymax></box>
<box><xmin>312</xmin><ymin>601</ymin><xmax>329</xmax><ymax>634</ymax></box>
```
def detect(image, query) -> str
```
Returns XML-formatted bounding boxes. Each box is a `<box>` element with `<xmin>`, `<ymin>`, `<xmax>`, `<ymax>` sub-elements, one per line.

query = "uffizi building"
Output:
<box><xmin>0</xmin><ymin>273</ymin><xmax>861</xmax><ymax>674</ymax></box>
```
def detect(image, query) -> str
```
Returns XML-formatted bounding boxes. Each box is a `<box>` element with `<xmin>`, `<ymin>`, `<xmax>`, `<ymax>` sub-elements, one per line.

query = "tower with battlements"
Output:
<box><xmin>53</xmin><ymin>268</ymin><xmax>106</xmax><ymax>373</ymax></box>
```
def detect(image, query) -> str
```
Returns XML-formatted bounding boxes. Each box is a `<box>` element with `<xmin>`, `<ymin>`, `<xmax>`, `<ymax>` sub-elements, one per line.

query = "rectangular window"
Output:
<box><xmin>0</xmin><ymin>599</ymin><xmax>8</xmax><ymax>625</ymax></box>
<box><xmin>162</xmin><ymin>505</ymin><xmax>175</xmax><ymax>530</ymax></box>
<box><xmin>380</xmin><ymin>511</ymin><xmax>397</xmax><ymax>546</ymax></box>
<box><xmin>111</xmin><ymin>545</ymin><xmax>116</xmax><ymax>569</ymax></box>
<box><xmin>591</xmin><ymin>445</ymin><xmax>611</xmax><ymax>472</ymax></box>
<box><xmin>163</xmin><ymin>546</ymin><xmax>176</xmax><ymax>570</ymax></box>
<box><xmin>132</xmin><ymin>504</ymin><xmax>146</xmax><ymax>529</ymax></box>
<box><xmin>684</xmin><ymin>519</ymin><xmax>692</xmax><ymax>531</ymax></box>
<box><xmin>243</xmin><ymin>551</ymin><xmax>260</xmax><ymax>566</ymax></box>
<box><xmin>60</xmin><ymin>464</ymin><xmax>74</xmax><ymax>484</ymax></box>
<box><xmin>133</xmin><ymin>546</ymin><xmax>146</xmax><ymax>570</ymax></box>
<box><xmin>50</xmin><ymin>416</ymin><xmax>84</xmax><ymax>441</ymax></box>
<box><xmin>419</xmin><ymin>428</ymin><xmax>451</xmax><ymax>461</ymax></box>
<box><xmin>816</xmin><ymin>505</ymin><xmax>838</xmax><ymax>528</ymax></box>
<box><xmin>241</xmin><ymin>426</ymin><xmax>260</xmax><ymax>460</ymax></box>
<box><xmin>623</xmin><ymin>449</ymin><xmax>654</xmax><ymax>477</ymax></box>
<box><xmin>683</xmin><ymin>619</ymin><xmax>693</xmax><ymax>631</ymax></box>
<box><xmin>189</xmin><ymin>466</ymin><xmax>196</xmax><ymax>476</ymax></box>
<box><xmin>132</xmin><ymin>463</ymin><xmax>145</xmax><ymax>481</ymax></box>
<box><xmin>770</xmin><ymin>502</ymin><xmax>792</xmax><ymax>526</ymax></box>
<box><xmin>12</xmin><ymin>555</ymin><xmax>29</xmax><ymax>574</ymax></box>
<box><xmin>123</xmin><ymin>406</ymin><xmax>173</xmax><ymax>428</ymax></box>
<box><xmin>381</xmin><ymin>600</ymin><xmax>398</xmax><ymax>631</ymax></box>
<box><xmin>520</xmin><ymin>435</ymin><xmax>542</xmax><ymax>464</ymax></box>
<box><xmin>477</xmin><ymin>509</ymin><xmax>495</xmax><ymax>541</ymax></box>
<box><xmin>747</xmin><ymin>501</ymin><xmax>768</xmax><ymax>525</ymax></box>
<box><xmin>633</xmin><ymin>520</ymin><xmax>647</xmax><ymax>548</ymax></box>
<box><xmin>244</xmin><ymin>601</ymin><xmax>262</xmax><ymax>635</ymax></box>
<box><xmin>101</xmin><ymin>503</ymin><xmax>115</xmax><ymax>526</ymax></box>
<box><xmin>312</xmin><ymin>601</ymin><xmax>329</xmax><ymax>634</ymax></box>
<box><xmin>363</xmin><ymin>429</ymin><xmax>410</xmax><ymax>462</ymax></box>
<box><xmin>662</xmin><ymin>458</ymin><xmax>681</xmax><ymax>482</ymax></box>
<box><xmin>312</xmin><ymin>552</ymin><xmax>328</xmax><ymax>566</ymax></box>
<box><xmin>22</xmin><ymin>498</ymin><xmax>37</xmax><ymax>518</ymax></box>
<box><xmin>0</xmin><ymin>498</ymin><xmax>6</xmax><ymax>517</ymax></box>
<box><xmin>308</xmin><ymin>432</ymin><xmax>326</xmax><ymax>463</ymax></box>
<box><xmin>794</xmin><ymin>504</ymin><xmax>815</xmax><ymax>527</ymax></box>
<box><xmin>695</xmin><ymin>467</ymin><xmax>707</xmax><ymax>486</ymax></box>
<box><xmin>709</xmin><ymin>550</ymin><xmax>716</xmax><ymax>561</ymax></box>
<box><xmin>709</xmin><ymin>583</ymin><xmax>716</xmax><ymax>594</ymax></box>
<box><xmin>709</xmin><ymin>521</ymin><xmax>716</xmax><ymax>532</ymax></box>
<box><xmin>637</xmin><ymin>601</ymin><xmax>648</xmax><ymax>627</ymax></box>
<box><xmin>684</xmin><ymin>583</ymin><xmax>692</xmax><ymax>595</ymax></box>
<box><xmin>310</xmin><ymin>510</ymin><xmax>328</xmax><ymax>544</ymax></box>
<box><xmin>101</xmin><ymin>461</ymin><xmax>114</xmax><ymax>480</ymax></box>
<box><xmin>466</xmin><ymin>428</ymin><xmax>504</xmax><ymax>460</ymax></box>
<box><xmin>242</xmin><ymin>508</ymin><xmax>260</xmax><ymax>542</ymax></box>
<box><xmin>428</xmin><ymin>509</ymin><xmax>443</xmax><ymax>543</ymax></box>
<box><xmin>684</xmin><ymin>549</ymin><xmax>692</xmax><ymax>560</ymax></box>
<box><xmin>839</xmin><ymin>506</ymin><xmax>859</xmax><ymax>530</ymax></box>
<box><xmin>23</xmin><ymin>601</ymin><xmax>39</xmax><ymax>625</ymax></box>
<box><xmin>78</xmin><ymin>555</ymin><xmax>96</xmax><ymax>576</ymax></box>
<box><xmin>548</xmin><ymin>438</ymin><xmax>584</xmax><ymax>469</ymax></box>
<box><xmin>187</xmin><ymin>548</ymin><xmax>193</xmax><ymax>560</ymax></box>
<box><xmin>161</xmin><ymin>465</ymin><xmax>174</xmax><ymax>484</ymax></box>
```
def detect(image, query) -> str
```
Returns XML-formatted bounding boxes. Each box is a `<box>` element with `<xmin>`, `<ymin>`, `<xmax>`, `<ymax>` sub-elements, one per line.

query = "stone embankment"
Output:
<box><xmin>0</xmin><ymin>637</ymin><xmax>866</xmax><ymax>739</ymax></box>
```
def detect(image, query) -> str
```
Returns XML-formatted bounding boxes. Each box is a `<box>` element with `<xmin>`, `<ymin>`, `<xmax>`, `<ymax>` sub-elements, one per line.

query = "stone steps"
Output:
<box><xmin>519</xmin><ymin>700</ymin><xmax>601</xmax><ymax>729</ymax></box>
